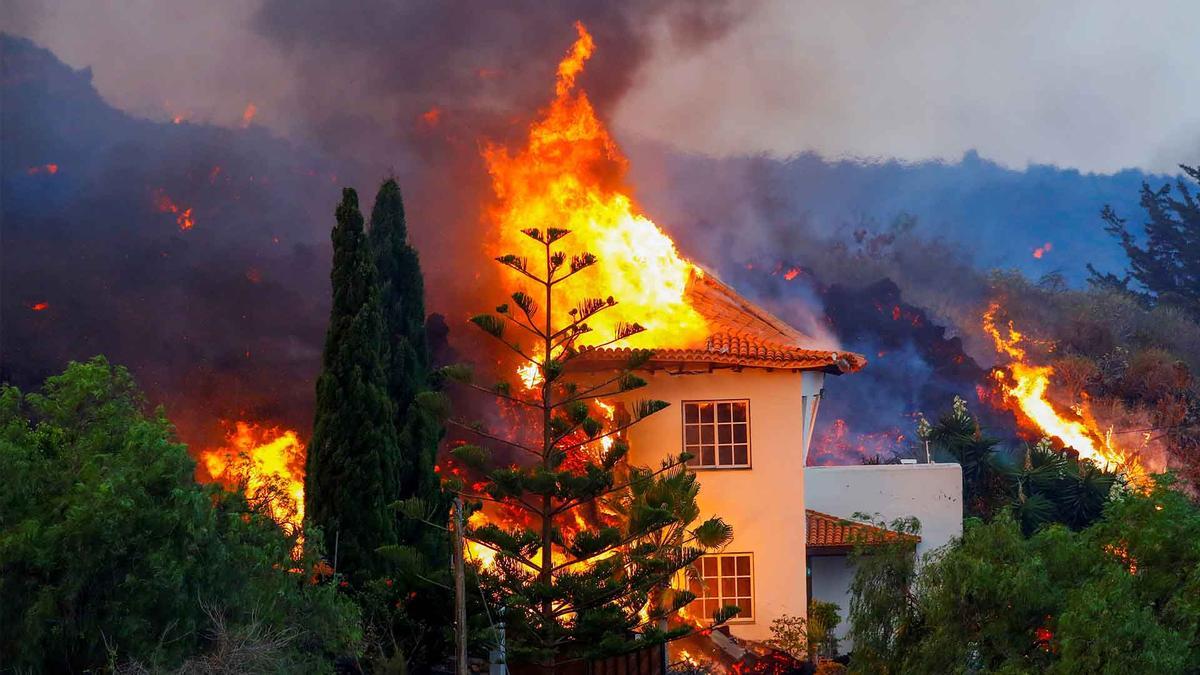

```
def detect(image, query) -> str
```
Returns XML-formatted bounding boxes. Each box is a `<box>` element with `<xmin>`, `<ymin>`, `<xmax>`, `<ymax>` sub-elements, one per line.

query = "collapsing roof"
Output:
<box><xmin>806</xmin><ymin>509</ymin><xmax>921</xmax><ymax>554</ymax></box>
<box><xmin>580</xmin><ymin>268</ymin><xmax>867</xmax><ymax>373</ymax></box>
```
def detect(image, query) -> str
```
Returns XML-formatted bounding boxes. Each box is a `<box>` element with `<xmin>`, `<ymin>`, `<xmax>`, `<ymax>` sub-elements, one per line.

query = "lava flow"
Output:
<box><xmin>982</xmin><ymin>302</ymin><xmax>1145</xmax><ymax>483</ymax></box>
<box><xmin>154</xmin><ymin>188</ymin><xmax>195</xmax><ymax>231</ymax></box>
<box><xmin>483</xmin><ymin>21</ymin><xmax>708</xmax><ymax>352</ymax></box>
<box><xmin>197</xmin><ymin>421</ymin><xmax>306</xmax><ymax>552</ymax></box>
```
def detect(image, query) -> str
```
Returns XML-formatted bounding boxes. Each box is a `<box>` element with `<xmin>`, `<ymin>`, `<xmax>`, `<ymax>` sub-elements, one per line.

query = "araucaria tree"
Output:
<box><xmin>307</xmin><ymin>188</ymin><xmax>401</xmax><ymax>580</ymax></box>
<box><xmin>445</xmin><ymin>227</ymin><xmax>732</xmax><ymax>668</ymax></box>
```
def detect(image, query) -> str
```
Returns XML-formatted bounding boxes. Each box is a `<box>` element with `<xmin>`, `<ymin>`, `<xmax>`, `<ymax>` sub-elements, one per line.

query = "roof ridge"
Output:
<box><xmin>689</xmin><ymin>266</ymin><xmax>811</xmax><ymax>347</ymax></box>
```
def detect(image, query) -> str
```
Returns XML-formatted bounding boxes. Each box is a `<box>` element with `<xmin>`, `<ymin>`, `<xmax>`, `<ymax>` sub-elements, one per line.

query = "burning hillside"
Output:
<box><xmin>982</xmin><ymin>302</ymin><xmax>1150</xmax><ymax>484</ymax></box>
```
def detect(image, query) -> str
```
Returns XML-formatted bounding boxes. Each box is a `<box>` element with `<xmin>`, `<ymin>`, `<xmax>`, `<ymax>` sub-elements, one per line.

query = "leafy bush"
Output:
<box><xmin>847</xmin><ymin>476</ymin><xmax>1200</xmax><ymax>674</ymax></box>
<box><xmin>0</xmin><ymin>357</ymin><xmax>361</xmax><ymax>672</ymax></box>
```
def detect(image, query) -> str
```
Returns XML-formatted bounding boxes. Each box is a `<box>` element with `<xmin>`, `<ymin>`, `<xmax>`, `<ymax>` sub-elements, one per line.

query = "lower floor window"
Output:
<box><xmin>690</xmin><ymin>553</ymin><xmax>753</xmax><ymax>622</ymax></box>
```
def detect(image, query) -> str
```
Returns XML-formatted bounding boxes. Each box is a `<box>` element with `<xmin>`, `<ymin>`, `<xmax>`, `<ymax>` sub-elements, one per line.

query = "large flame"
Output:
<box><xmin>483</xmin><ymin>21</ymin><xmax>708</xmax><ymax>351</ymax></box>
<box><xmin>983</xmin><ymin>303</ymin><xmax>1145</xmax><ymax>483</ymax></box>
<box><xmin>197</xmin><ymin>421</ymin><xmax>306</xmax><ymax>553</ymax></box>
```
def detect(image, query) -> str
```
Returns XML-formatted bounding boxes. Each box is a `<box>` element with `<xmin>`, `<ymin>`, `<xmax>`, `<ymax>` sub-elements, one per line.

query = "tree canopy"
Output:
<box><xmin>0</xmin><ymin>356</ymin><xmax>360</xmax><ymax>672</ymax></box>
<box><xmin>1090</xmin><ymin>164</ymin><xmax>1200</xmax><ymax>318</ymax></box>
<box><xmin>847</xmin><ymin>477</ymin><xmax>1200</xmax><ymax>674</ymax></box>
<box><xmin>307</xmin><ymin>188</ymin><xmax>401</xmax><ymax>581</ymax></box>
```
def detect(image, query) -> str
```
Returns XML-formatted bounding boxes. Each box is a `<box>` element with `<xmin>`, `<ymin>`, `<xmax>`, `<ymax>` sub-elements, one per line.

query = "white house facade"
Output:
<box><xmin>579</xmin><ymin>271</ymin><xmax>963</xmax><ymax>654</ymax></box>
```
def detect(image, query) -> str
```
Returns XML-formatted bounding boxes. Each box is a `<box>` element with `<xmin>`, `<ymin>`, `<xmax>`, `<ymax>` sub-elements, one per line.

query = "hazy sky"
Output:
<box><xmin>6</xmin><ymin>0</ymin><xmax>1199</xmax><ymax>173</ymax></box>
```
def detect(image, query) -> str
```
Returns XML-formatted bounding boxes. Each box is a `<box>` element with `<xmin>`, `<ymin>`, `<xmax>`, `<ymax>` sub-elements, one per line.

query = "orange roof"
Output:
<box><xmin>580</xmin><ymin>269</ymin><xmax>866</xmax><ymax>373</ymax></box>
<box><xmin>806</xmin><ymin>510</ymin><xmax>920</xmax><ymax>552</ymax></box>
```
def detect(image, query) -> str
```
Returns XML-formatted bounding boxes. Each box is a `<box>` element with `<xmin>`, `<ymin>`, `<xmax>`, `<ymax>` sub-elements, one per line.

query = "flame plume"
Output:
<box><xmin>982</xmin><ymin>303</ymin><xmax>1145</xmax><ymax>483</ymax></box>
<box><xmin>197</xmin><ymin>421</ymin><xmax>306</xmax><ymax>553</ymax></box>
<box><xmin>483</xmin><ymin>21</ymin><xmax>708</xmax><ymax>351</ymax></box>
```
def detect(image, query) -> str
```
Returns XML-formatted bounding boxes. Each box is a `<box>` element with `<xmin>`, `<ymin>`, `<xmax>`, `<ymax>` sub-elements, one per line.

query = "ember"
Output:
<box><xmin>29</xmin><ymin>301</ymin><xmax>49</xmax><ymax>311</ymax></box>
<box><xmin>26</xmin><ymin>163</ymin><xmax>58</xmax><ymax>175</ymax></box>
<box><xmin>241</xmin><ymin>103</ymin><xmax>257</xmax><ymax>127</ymax></box>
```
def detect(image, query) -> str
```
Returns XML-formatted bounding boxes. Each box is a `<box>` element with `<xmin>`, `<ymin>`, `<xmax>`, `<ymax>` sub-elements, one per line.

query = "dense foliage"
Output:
<box><xmin>847</xmin><ymin>477</ymin><xmax>1200</xmax><ymax>674</ymax></box>
<box><xmin>922</xmin><ymin>396</ymin><xmax>1117</xmax><ymax>532</ymax></box>
<box><xmin>306</xmin><ymin>182</ymin><xmax>454</xmax><ymax>671</ymax></box>
<box><xmin>0</xmin><ymin>357</ymin><xmax>360</xmax><ymax>672</ymax></box>
<box><xmin>438</xmin><ymin>226</ymin><xmax>733</xmax><ymax>667</ymax></box>
<box><xmin>307</xmin><ymin>188</ymin><xmax>402</xmax><ymax>581</ymax></box>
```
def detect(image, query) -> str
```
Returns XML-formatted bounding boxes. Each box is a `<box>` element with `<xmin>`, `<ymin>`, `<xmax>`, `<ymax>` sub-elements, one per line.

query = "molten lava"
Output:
<box><xmin>483</xmin><ymin>21</ymin><xmax>708</xmax><ymax>351</ymax></box>
<box><xmin>983</xmin><ymin>303</ymin><xmax>1145</xmax><ymax>482</ymax></box>
<box><xmin>154</xmin><ymin>189</ymin><xmax>195</xmax><ymax>231</ymax></box>
<box><xmin>197</xmin><ymin>421</ymin><xmax>306</xmax><ymax>551</ymax></box>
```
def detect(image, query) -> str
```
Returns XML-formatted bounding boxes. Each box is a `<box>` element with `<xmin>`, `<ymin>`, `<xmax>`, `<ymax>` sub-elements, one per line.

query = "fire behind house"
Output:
<box><xmin>0</xmin><ymin>15</ymin><xmax>1175</xmax><ymax>569</ymax></box>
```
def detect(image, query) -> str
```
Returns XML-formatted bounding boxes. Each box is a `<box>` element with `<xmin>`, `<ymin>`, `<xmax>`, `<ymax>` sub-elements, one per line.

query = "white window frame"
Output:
<box><xmin>682</xmin><ymin>399</ymin><xmax>751</xmax><ymax>469</ymax></box>
<box><xmin>690</xmin><ymin>552</ymin><xmax>755</xmax><ymax>623</ymax></box>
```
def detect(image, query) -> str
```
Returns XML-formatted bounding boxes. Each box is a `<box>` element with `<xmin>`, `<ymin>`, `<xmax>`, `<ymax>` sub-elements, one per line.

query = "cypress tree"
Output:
<box><xmin>368</xmin><ymin>180</ymin><xmax>442</xmax><ymax>530</ymax></box>
<box><xmin>307</xmin><ymin>188</ymin><xmax>399</xmax><ymax>580</ymax></box>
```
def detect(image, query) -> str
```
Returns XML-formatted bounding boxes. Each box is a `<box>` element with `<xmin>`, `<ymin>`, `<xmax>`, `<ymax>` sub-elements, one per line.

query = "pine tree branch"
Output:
<box><xmin>451</xmin><ymin>489</ymin><xmax>542</xmax><ymax>518</ymax></box>
<box><xmin>502</xmin><ymin>313</ymin><xmax>547</xmax><ymax>340</ymax></box>
<box><xmin>445</xmin><ymin>418</ymin><xmax>542</xmax><ymax>457</ymax></box>
<box><xmin>551</xmin><ymin>372</ymin><xmax>628</xmax><ymax>408</ymax></box>
<box><xmin>548</xmin><ymin>566</ymin><xmax>678</xmax><ymax>618</ymax></box>
<box><xmin>461</xmin><ymin>537</ymin><xmax>543</xmax><ymax>575</ymax></box>
<box><xmin>548</xmin><ymin>301</ymin><xmax>619</xmax><ymax>342</ymax></box>
<box><xmin>549</xmin><ymin>456</ymin><xmax>688</xmax><ymax>517</ymax></box>
<box><xmin>457</xmin><ymin>381</ymin><xmax>543</xmax><ymax>410</ymax></box>
<box><xmin>495</xmin><ymin>258</ymin><xmax>549</xmax><ymax>287</ymax></box>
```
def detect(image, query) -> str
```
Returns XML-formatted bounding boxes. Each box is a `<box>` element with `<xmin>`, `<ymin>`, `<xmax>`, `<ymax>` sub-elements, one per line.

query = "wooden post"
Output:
<box><xmin>454</xmin><ymin>496</ymin><xmax>469</xmax><ymax>675</ymax></box>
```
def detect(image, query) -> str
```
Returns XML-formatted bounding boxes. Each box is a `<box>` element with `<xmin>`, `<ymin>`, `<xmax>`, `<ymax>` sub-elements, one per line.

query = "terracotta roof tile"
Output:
<box><xmin>806</xmin><ymin>510</ymin><xmax>920</xmax><ymax>550</ymax></box>
<box><xmin>579</xmin><ymin>269</ymin><xmax>866</xmax><ymax>372</ymax></box>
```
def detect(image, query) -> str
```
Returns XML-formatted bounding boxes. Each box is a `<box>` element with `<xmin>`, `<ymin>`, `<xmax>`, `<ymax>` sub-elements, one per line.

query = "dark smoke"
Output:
<box><xmin>1</xmin><ymin>34</ymin><xmax>352</xmax><ymax>448</ymax></box>
<box><xmin>1</xmin><ymin>5</ymin><xmax>1185</xmax><ymax>467</ymax></box>
<box><xmin>0</xmin><ymin>4</ymin><xmax>748</xmax><ymax>450</ymax></box>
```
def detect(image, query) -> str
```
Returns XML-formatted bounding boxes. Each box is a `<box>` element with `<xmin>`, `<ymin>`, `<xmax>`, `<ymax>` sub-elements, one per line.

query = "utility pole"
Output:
<box><xmin>453</xmin><ymin>495</ymin><xmax>469</xmax><ymax>675</ymax></box>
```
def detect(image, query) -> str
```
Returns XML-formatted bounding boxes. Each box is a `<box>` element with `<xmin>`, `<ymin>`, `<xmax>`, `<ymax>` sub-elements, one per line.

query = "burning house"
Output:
<box><xmin>470</xmin><ymin>21</ymin><xmax>967</xmax><ymax>661</ymax></box>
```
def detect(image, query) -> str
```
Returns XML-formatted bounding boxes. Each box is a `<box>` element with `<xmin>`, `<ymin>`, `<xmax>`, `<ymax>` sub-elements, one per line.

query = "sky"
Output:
<box><xmin>5</xmin><ymin>0</ymin><xmax>1199</xmax><ymax>174</ymax></box>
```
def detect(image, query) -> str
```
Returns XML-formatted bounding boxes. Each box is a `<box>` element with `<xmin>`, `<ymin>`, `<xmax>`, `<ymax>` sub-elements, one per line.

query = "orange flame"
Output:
<box><xmin>483</xmin><ymin>21</ymin><xmax>708</xmax><ymax>351</ymax></box>
<box><xmin>154</xmin><ymin>189</ymin><xmax>195</xmax><ymax>231</ymax></box>
<box><xmin>197</xmin><ymin>421</ymin><xmax>306</xmax><ymax>553</ymax></box>
<box><xmin>241</xmin><ymin>103</ymin><xmax>257</xmax><ymax>127</ymax></box>
<box><xmin>29</xmin><ymin>301</ymin><xmax>49</xmax><ymax>311</ymax></box>
<box><xmin>983</xmin><ymin>303</ymin><xmax>1145</xmax><ymax>483</ymax></box>
<box><xmin>27</xmin><ymin>163</ymin><xmax>59</xmax><ymax>175</ymax></box>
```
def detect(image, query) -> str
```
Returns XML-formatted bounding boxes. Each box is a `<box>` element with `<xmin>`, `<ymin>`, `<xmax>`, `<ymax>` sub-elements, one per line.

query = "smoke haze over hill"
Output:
<box><xmin>2</xmin><ymin>3</ymin><xmax>1196</xmax><ymax>463</ymax></box>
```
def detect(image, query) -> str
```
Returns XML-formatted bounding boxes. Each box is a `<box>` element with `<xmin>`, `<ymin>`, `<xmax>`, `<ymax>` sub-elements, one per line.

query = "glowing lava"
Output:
<box><xmin>483</xmin><ymin>21</ymin><xmax>708</xmax><ymax>351</ymax></box>
<box><xmin>983</xmin><ymin>303</ymin><xmax>1145</xmax><ymax>482</ymax></box>
<box><xmin>198</xmin><ymin>421</ymin><xmax>306</xmax><ymax>552</ymax></box>
<box><xmin>154</xmin><ymin>189</ymin><xmax>195</xmax><ymax>231</ymax></box>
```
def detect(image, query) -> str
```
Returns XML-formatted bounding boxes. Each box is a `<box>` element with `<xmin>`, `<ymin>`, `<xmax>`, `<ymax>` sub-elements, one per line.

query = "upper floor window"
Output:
<box><xmin>683</xmin><ymin>400</ymin><xmax>750</xmax><ymax>468</ymax></box>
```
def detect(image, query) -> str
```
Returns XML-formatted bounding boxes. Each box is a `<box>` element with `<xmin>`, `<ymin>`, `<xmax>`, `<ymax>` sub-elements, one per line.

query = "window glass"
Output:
<box><xmin>684</xmin><ymin>400</ymin><xmax>750</xmax><ymax>468</ymax></box>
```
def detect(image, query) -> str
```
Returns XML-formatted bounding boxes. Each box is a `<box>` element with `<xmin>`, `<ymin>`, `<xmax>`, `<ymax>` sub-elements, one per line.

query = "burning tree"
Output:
<box><xmin>436</xmin><ymin>226</ymin><xmax>734</xmax><ymax>669</ymax></box>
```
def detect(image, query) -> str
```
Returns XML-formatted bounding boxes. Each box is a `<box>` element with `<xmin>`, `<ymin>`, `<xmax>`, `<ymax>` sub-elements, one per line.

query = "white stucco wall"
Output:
<box><xmin>622</xmin><ymin>368</ymin><xmax>821</xmax><ymax>641</ymax></box>
<box><xmin>803</xmin><ymin>463</ymin><xmax>963</xmax><ymax>644</ymax></box>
